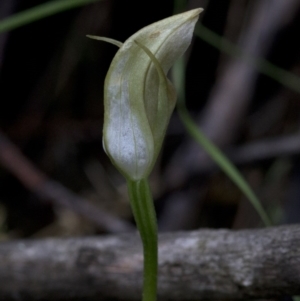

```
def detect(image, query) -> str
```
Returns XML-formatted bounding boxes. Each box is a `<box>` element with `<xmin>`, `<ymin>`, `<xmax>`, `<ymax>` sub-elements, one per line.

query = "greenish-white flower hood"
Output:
<box><xmin>100</xmin><ymin>8</ymin><xmax>202</xmax><ymax>180</ymax></box>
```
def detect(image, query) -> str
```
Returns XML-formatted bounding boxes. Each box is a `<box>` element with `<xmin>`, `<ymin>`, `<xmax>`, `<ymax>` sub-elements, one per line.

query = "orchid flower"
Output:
<box><xmin>87</xmin><ymin>8</ymin><xmax>201</xmax><ymax>301</ymax></box>
<box><xmin>89</xmin><ymin>8</ymin><xmax>202</xmax><ymax>181</ymax></box>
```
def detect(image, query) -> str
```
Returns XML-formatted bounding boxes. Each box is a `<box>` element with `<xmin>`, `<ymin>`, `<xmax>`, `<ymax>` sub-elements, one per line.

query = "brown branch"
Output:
<box><xmin>0</xmin><ymin>130</ymin><xmax>133</xmax><ymax>233</ymax></box>
<box><xmin>227</xmin><ymin>133</ymin><xmax>300</xmax><ymax>165</ymax></box>
<box><xmin>0</xmin><ymin>224</ymin><xmax>299</xmax><ymax>300</ymax></box>
<box><xmin>188</xmin><ymin>132</ymin><xmax>300</xmax><ymax>174</ymax></box>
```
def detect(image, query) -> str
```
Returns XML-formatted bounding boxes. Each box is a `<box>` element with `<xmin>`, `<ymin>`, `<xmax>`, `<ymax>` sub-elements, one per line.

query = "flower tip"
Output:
<box><xmin>86</xmin><ymin>34</ymin><xmax>97</xmax><ymax>40</ymax></box>
<box><xmin>185</xmin><ymin>7</ymin><xmax>204</xmax><ymax>19</ymax></box>
<box><xmin>193</xmin><ymin>7</ymin><xmax>204</xmax><ymax>14</ymax></box>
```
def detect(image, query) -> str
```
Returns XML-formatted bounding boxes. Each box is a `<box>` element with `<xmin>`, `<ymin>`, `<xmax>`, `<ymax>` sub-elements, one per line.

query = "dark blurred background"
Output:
<box><xmin>1</xmin><ymin>0</ymin><xmax>300</xmax><ymax>239</ymax></box>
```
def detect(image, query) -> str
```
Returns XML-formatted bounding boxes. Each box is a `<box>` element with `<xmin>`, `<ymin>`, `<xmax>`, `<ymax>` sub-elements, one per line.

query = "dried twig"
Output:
<box><xmin>190</xmin><ymin>132</ymin><xmax>300</xmax><ymax>174</ymax></box>
<box><xmin>0</xmin><ymin>224</ymin><xmax>299</xmax><ymax>300</ymax></box>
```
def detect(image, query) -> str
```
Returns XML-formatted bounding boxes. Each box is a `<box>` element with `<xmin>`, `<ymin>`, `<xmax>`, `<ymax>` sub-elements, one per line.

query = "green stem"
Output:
<box><xmin>127</xmin><ymin>178</ymin><xmax>158</xmax><ymax>301</ymax></box>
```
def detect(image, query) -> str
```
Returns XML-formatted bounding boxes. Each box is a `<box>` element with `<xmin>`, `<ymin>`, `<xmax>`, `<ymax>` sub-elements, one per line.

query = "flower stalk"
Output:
<box><xmin>127</xmin><ymin>179</ymin><xmax>157</xmax><ymax>301</ymax></box>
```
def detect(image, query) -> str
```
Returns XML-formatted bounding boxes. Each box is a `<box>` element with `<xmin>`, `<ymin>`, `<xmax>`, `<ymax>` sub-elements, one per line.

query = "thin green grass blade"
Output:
<box><xmin>0</xmin><ymin>0</ymin><xmax>101</xmax><ymax>34</ymax></box>
<box><xmin>178</xmin><ymin>105</ymin><xmax>272</xmax><ymax>226</ymax></box>
<box><xmin>86</xmin><ymin>35</ymin><xmax>123</xmax><ymax>48</ymax></box>
<box><xmin>195</xmin><ymin>24</ymin><xmax>300</xmax><ymax>94</ymax></box>
<box><xmin>172</xmin><ymin>56</ymin><xmax>272</xmax><ymax>227</ymax></box>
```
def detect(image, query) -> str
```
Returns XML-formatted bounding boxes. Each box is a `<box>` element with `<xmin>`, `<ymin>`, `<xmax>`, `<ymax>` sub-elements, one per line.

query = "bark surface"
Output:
<box><xmin>0</xmin><ymin>224</ymin><xmax>299</xmax><ymax>300</ymax></box>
